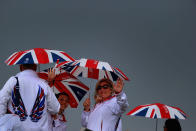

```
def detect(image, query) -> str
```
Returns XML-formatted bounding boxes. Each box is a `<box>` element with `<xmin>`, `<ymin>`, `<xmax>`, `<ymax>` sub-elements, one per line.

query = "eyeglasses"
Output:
<box><xmin>96</xmin><ymin>84</ymin><xmax>111</xmax><ymax>91</ymax></box>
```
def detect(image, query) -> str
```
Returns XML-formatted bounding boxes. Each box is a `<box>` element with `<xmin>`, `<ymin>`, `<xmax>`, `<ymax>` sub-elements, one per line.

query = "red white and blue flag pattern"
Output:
<box><xmin>38</xmin><ymin>69</ymin><xmax>89</xmax><ymax>108</ymax></box>
<box><xmin>11</xmin><ymin>79</ymin><xmax>28</xmax><ymax>121</ymax></box>
<box><xmin>127</xmin><ymin>103</ymin><xmax>188</xmax><ymax>119</ymax></box>
<box><xmin>5</xmin><ymin>48</ymin><xmax>75</xmax><ymax>65</ymax></box>
<box><xmin>56</xmin><ymin>58</ymin><xmax>129</xmax><ymax>81</ymax></box>
<box><xmin>12</xmin><ymin>83</ymin><xmax>46</xmax><ymax>122</ymax></box>
<box><xmin>30</xmin><ymin>86</ymin><xmax>46</xmax><ymax>122</ymax></box>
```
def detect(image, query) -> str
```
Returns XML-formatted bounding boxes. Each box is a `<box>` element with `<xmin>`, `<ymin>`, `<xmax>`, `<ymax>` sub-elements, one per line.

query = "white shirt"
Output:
<box><xmin>0</xmin><ymin>69</ymin><xmax>60</xmax><ymax>131</ymax></box>
<box><xmin>81</xmin><ymin>91</ymin><xmax>129</xmax><ymax>131</ymax></box>
<box><xmin>48</xmin><ymin>113</ymin><xmax>67</xmax><ymax>131</ymax></box>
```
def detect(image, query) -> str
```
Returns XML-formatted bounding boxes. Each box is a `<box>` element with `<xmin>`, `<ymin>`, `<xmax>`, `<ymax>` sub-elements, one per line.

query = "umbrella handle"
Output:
<box><xmin>88</xmin><ymin>92</ymin><xmax>90</xmax><ymax>99</ymax></box>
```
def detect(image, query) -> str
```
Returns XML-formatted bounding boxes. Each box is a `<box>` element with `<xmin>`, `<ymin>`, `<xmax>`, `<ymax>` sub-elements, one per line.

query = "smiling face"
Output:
<box><xmin>97</xmin><ymin>81</ymin><xmax>112</xmax><ymax>100</ymax></box>
<box><xmin>58</xmin><ymin>94</ymin><xmax>69</xmax><ymax>111</ymax></box>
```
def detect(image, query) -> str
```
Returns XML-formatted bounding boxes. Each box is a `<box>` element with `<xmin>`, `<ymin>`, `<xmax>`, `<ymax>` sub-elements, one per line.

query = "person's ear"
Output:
<box><xmin>20</xmin><ymin>65</ymin><xmax>23</xmax><ymax>71</ymax></box>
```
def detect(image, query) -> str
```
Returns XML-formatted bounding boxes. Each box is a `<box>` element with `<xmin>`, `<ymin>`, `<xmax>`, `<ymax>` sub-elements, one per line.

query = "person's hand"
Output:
<box><xmin>113</xmin><ymin>78</ymin><xmax>124</xmax><ymax>93</ymax></box>
<box><xmin>83</xmin><ymin>97</ymin><xmax>90</xmax><ymax>112</ymax></box>
<box><xmin>48</xmin><ymin>68</ymin><xmax>56</xmax><ymax>83</ymax></box>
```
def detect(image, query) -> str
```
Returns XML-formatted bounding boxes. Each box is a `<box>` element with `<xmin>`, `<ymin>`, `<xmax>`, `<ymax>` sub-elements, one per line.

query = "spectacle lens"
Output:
<box><xmin>97</xmin><ymin>85</ymin><xmax>110</xmax><ymax>90</ymax></box>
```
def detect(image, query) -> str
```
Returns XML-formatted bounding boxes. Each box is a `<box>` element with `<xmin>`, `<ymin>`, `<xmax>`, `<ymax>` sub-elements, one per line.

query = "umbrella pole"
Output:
<box><xmin>155</xmin><ymin>119</ymin><xmax>158</xmax><ymax>131</ymax></box>
<box><xmin>88</xmin><ymin>80</ymin><xmax>92</xmax><ymax>99</ymax></box>
<box><xmin>38</xmin><ymin>64</ymin><xmax>40</xmax><ymax>72</ymax></box>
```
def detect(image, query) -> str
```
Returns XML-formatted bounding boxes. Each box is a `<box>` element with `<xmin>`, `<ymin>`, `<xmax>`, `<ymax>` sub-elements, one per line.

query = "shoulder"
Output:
<box><xmin>104</xmin><ymin>94</ymin><xmax>125</xmax><ymax>106</ymax></box>
<box><xmin>38</xmin><ymin>78</ymin><xmax>48</xmax><ymax>84</ymax></box>
<box><xmin>106</xmin><ymin>96</ymin><xmax>117</xmax><ymax>103</ymax></box>
<box><xmin>7</xmin><ymin>76</ymin><xmax>17</xmax><ymax>82</ymax></box>
<box><xmin>37</xmin><ymin>79</ymin><xmax>50</xmax><ymax>91</ymax></box>
<box><xmin>3</xmin><ymin>76</ymin><xmax>17</xmax><ymax>87</ymax></box>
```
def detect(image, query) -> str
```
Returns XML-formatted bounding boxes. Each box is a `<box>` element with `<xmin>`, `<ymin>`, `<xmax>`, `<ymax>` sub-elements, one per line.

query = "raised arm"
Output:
<box><xmin>110</xmin><ymin>78</ymin><xmax>129</xmax><ymax>115</ymax></box>
<box><xmin>81</xmin><ymin>97</ymin><xmax>91</xmax><ymax>127</ymax></box>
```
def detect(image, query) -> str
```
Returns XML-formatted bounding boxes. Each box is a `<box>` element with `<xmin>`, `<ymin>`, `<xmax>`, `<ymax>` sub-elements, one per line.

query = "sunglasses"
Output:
<box><xmin>96</xmin><ymin>84</ymin><xmax>111</xmax><ymax>91</ymax></box>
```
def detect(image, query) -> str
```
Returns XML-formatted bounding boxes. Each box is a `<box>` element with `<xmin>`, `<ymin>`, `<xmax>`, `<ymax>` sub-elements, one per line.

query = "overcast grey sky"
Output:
<box><xmin>0</xmin><ymin>0</ymin><xmax>196</xmax><ymax>130</ymax></box>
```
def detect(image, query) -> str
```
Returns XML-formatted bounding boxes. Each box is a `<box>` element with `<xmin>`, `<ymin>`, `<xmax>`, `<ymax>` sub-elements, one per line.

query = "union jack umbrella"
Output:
<box><xmin>126</xmin><ymin>103</ymin><xmax>188</xmax><ymax>131</ymax></box>
<box><xmin>5</xmin><ymin>48</ymin><xmax>75</xmax><ymax>65</ymax></box>
<box><xmin>56</xmin><ymin>58</ymin><xmax>129</xmax><ymax>81</ymax></box>
<box><xmin>38</xmin><ymin>69</ymin><xmax>89</xmax><ymax>108</ymax></box>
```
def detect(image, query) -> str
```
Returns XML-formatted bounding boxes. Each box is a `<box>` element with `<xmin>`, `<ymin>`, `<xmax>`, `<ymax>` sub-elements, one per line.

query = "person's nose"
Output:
<box><xmin>63</xmin><ymin>100</ymin><xmax>67</xmax><ymax>105</ymax></box>
<box><xmin>99</xmin><ymin>88</ymin><xmax>104</xmax><ymax>91</ymax></box>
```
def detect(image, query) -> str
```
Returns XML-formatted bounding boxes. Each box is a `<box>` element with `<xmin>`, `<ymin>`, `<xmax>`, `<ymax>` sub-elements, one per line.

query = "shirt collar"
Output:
<box><xmin>102</xmin><ymin>95</ymin><xmax>116</xmax><ymax>103</ymax></box>
<box><xmin>17</xmin><ymin>69</ymin><xmax>38</xmax><ymax>77</ymax></box>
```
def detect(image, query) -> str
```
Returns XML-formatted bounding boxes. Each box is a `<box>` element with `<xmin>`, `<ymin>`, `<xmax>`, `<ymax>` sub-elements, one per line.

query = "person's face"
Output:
<box><xmin>97</xmin><ymin>81</ymin><xmax>112</xmax><ymax>100</ymax></box>
<box><xmin>58</xmin><ymin>95</ymin><xmax>69</xmax><ymax>111</ymax></box>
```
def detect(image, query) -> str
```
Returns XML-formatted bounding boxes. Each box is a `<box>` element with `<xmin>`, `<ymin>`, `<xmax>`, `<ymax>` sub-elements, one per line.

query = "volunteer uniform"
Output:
<box><xmin>81</xmin><ymin>91</ymin><xmax>128</xmax><ymax>131</ymax></box>
<box><xmin>0</xmin><ymin>70</ymin><xmax>60</xmax><ymax>131</ymax></box>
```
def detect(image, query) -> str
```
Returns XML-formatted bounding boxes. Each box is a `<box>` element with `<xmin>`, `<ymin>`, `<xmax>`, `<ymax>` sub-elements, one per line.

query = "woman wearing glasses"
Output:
<box><xmin>81</xmin><ymin>78</ymin><xmax>129</xmax><ymax>131</ymax></box>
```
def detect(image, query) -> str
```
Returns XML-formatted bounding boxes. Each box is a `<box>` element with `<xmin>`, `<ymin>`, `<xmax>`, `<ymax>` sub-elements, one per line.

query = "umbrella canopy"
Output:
<box><xmin>5</xmin><ymin>48</ymin><xmax>75</xmax><ymax>65</ymax></box>
<box><xmin>56</xmin><ymin>58</ymin><xmax>129</xmax><ymax>81</ymax></box>
<box><xmin>38</xmin><ymin>69</ymin><xmax>89</xmax><ymax>108</ymax></box>
<box><xmin>127</xmin><ymin>103</ymin><xmax>188</xmax><ymax>119</ymax></box>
